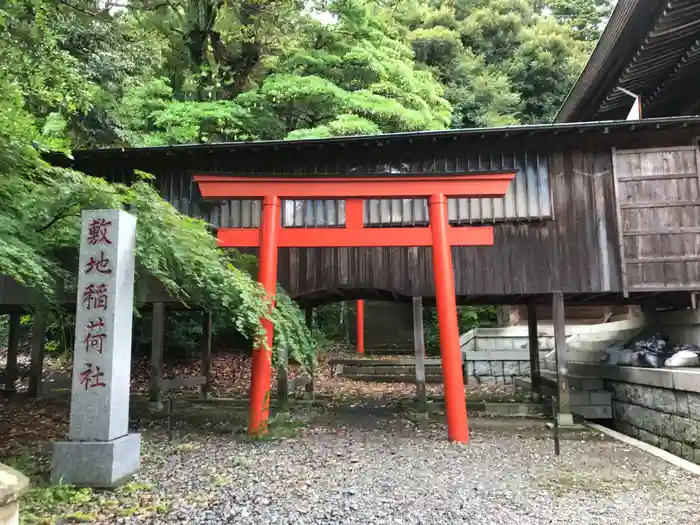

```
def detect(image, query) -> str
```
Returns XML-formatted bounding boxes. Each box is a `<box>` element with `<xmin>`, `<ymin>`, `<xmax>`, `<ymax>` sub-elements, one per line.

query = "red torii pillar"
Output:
<box><xmin>356</xmin><ymin>300</ymin><xmax>365</xmax><ymax>356</ymax></box>
<box><xmin>194</xmin><ymin>172</ymin><xmax>515</xmax><ymax>443</ymax></box>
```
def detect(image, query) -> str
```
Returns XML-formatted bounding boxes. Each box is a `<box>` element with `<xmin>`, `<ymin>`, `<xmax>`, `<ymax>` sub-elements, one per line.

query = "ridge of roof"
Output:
<box><xmin>60</xmin><ymin>115</ymin><xmax>700</xmax><ymax>160</ymax></box>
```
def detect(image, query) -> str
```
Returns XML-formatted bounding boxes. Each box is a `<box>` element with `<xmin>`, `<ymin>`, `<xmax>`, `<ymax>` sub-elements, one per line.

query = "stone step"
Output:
<box><xmin>340</xmin><ymin>374</ymin><xmax>444</xmax><ymax>384</ymax></box>
<box><xmin>328</xmin><ymin>358</ymin><xmax>442</xmax><ymax>367</ymax></box>
<box><xmin>341</xmin><ymin>365</ymin><xmax>442</xmax><ymax>376</ymax></box>
<box><xmin>363</xmin><ymin>347</ymin><xmax>414</xmax><ymax>356</ymax></box>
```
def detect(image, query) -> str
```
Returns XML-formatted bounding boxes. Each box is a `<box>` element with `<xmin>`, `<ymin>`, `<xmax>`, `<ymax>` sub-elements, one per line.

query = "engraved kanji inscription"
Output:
<box><xmin>82</xmin><ymin>283</ymin><xmax>108</xmax><ymax>311</ymax></box>
<box><xmin>87</xmin><ymin>218</ymin><xmax>112</xmax><ymax>245</ymax></box>
<box><xmin>84</xmin><ymin>317</ymin><xmax>107</xmax><ymax>354</ymax></box>
<box><xmin>79</xmin><ymin>362</ymin><xmax>106</xmax><ymax>389</ymax></box>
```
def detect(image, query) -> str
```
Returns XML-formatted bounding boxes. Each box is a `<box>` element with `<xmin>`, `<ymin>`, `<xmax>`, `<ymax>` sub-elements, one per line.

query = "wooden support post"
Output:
<box><xmin>150</xmin><ymin>302</ymin><xmax>165</xmax><ymax>411</ymax></box>
<box><xmin>356</xmin><ymin>299</ymin><xmax>365</xmax><ymax>356</ymax></box>
<box><xmin>342</xmin><ymin>301</ymin><xmax>350</xmax><ymax>345</ymax></box>
<box><xmin>277</xmin><ymin>345</ymin><xmax>289</xmax><ymax>407</ymax></box>
<box><xmin>429</xmin><ymin>193</ymin><xmax>468</xmax><ymax>443</ymax></box>
<box><xmin>28</xmin><ymin>308</ymin><xmax>47</xmax><ymax>398</ymax></box>
<box><xmin>412</xmin><ymin>297</ymin><xmax>427</xmax><ymax>414</ymax></box>
<box><xmin>304</xmin><ymin>305</ymin><xmax>315</xmax><ymax>400</ymax></box>
<box><xmin>552</xmin><ymin>292</ymin><xmax>573</xmax><ymax>426</ymax></box>
<box><xmin>527</xmin><ymin>303</ymin><xmax>541</xmax><ymax>400</ymax></box>
<box><xmin>305</xmin><ymin>305</ymin><xmax>313</xmax><ymax>330</ymax></box>
<box><xmin>3</xmin><ymin>313</ymin><xmax>21</xmax><ymax>394</ymax></box>
<box><xmin>200</xmin><ymin>310</ymin><xmax>213</xmax><ymax>399</ymax></box>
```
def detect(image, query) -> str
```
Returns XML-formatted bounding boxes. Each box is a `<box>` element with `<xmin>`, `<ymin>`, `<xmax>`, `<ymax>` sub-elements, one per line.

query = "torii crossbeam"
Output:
<box><xmin>194</xmin><ymin>171</ymin><xmax>516</xmax><ymax>443</ymax></box>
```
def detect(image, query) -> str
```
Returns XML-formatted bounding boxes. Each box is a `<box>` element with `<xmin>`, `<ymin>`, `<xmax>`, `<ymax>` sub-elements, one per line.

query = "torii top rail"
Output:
<box><xmin>194</xmin><ymin>171</ymin><xmax>516</xmax><ymax>443</ymax></box>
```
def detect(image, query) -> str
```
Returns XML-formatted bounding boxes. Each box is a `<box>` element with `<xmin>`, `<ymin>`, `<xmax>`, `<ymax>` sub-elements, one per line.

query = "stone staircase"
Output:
<box><xmin>541</xmin><ymin>319</ymin><xmax>645</xmax><ymax>371</ymax></box>
<box><xmin>331</xmin><ymin>316</ymin><xmax>645</xmax><ymax>421</ymax></box>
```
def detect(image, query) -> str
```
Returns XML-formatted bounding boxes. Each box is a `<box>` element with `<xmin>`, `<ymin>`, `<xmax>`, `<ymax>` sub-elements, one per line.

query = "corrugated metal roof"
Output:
<box><xmin>56</xmin><ymin>115</ymin><xmax>700</xmax><ymax>160</ymax></box>
<box><xmin>556</xmin><ymin>0</ymin><xmax>700</xmax><ymax>122</ymax></box>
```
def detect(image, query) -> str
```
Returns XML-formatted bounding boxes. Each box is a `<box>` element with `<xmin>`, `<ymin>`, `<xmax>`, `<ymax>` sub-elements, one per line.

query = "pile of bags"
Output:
<box><xmin>602</xmin><ymin>333</ymin><xmax>700</xmax><ymax>368</ymax></box>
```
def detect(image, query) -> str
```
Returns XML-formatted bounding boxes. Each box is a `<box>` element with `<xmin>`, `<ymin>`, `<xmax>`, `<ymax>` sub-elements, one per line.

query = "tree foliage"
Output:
<box><xmin>0</xmin><ymin>0</ymin><xmax>316</xmax><ymax>367</ymax></box>
<box><xmin>1</xmin><ymin>0</ymin><xmax>609</xmax><ymax>358</ymax></box>
<box><xmin>392</xmin><ymin>0</ymin><xmax>591</xmax><ymax>126</ymax></box>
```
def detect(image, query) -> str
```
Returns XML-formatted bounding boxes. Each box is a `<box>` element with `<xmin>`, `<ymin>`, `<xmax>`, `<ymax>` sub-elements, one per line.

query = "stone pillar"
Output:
<box><xmin>496</xmin><ymin>305</ymin><xmax>521</xmax><ymax>326</ymax></box>
<box><xmin>552</xmin><ymin>291</ymin><xmax>573</xmax><ymax>426</ymax></box>
<box><xmin>51</xmin><ymin>210</ymin><xmax>140</xmax><ymax>488</ymax></box>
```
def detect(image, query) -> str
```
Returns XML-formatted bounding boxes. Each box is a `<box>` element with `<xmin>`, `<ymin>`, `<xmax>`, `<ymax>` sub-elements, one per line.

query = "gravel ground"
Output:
<box><xmin>116</xmin><ymin>405</ymin><xmax>700</xmax><ymax>525</ymax></box>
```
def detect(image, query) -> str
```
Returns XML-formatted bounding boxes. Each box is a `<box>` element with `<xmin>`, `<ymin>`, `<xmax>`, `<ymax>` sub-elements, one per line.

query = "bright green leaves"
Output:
<box><xmin>409</xmin><ymin>26</ymin><xmax>464</xmax><ymax>77</ymax></box>
<box><xmin>394</xmin><ymin>0</ymin><xmax>589</xmax><ymax>128</ymax></box>
<box><xmin>0</xmin><ymin>0</ymin><xmax>318</xmax><ymax>365</ymax></box>
<box><xmin>542</xmin><ymin>0</ymin><xmax>614</xmax><ymax>43</ymax></box>
<box><xmin>287</xmin><ymin>114</ymin><xmax>381</xmax><ymax>140</ymax></box>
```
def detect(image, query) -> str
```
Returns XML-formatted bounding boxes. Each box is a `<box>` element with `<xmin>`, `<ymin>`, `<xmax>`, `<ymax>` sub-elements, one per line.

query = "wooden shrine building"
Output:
<box><xmin>4</xmin><ymin>115</ymin><xmax>700</xmax><ymax>433</ymax></box>
<box><xmin>43</xmin><ymin>116</ymin><xmax>700</xmax><ymax>308</ymax></box>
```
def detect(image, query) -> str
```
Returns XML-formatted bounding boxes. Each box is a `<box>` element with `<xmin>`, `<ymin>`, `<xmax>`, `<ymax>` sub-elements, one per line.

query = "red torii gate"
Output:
<box><xmin>194</xmin><ymin>172</ymin><xmax>515</xmax><ymax>443</ymax></box>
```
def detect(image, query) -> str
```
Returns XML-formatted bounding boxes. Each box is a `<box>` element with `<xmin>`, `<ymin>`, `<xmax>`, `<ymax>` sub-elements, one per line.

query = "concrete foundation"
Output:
<box><xmin>51</xmin><ymin>433</ymin><xmax>141</xmax><ymax>488</ymax></box>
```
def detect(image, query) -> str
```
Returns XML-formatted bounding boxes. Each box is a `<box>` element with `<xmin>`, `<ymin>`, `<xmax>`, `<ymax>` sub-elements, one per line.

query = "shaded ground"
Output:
<box><xmin>0</xmin><ymin>350</ymin><xmax>522</xmax><ymax>458</ymax></box>
<box><xmin>4</xmin><ymin>400</ymin><xmax>700</xmax><ymax>525</ymax></box>
<box><xmin>5</xmin><ymin>352</ymin><xmax>696</xmax><ymax>524</ymax></box>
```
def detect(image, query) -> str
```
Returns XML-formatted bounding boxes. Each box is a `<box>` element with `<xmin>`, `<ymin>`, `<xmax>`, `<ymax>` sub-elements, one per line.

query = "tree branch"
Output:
<box><xmin>55</xmin><ymin>0</ymin><xmax>102</xmax><ymax>18</ymax></box>
<box><xmin>37</xmin><ymin>203</ymin><xmax>80</xmax><ymax>234</ymax></box>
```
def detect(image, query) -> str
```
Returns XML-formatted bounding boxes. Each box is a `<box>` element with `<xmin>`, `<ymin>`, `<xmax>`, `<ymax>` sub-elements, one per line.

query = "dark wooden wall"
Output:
<box><xmin>25</xmin><ymin>123</ymin><xmax>700</xmax><ymax>307</ymax></box>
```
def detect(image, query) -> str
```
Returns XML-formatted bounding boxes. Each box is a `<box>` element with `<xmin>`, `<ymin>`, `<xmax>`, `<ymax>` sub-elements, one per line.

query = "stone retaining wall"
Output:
<box><xmin>463</xmin><ymin>351</ymin><xmax>538</xmax><ymax>386</ymax></box>
<box><xmin>460</xmin><ymin>326</ymin><xmax>557</xmax><ymax>353</ymax></box>
<box><xmin>570</xmin><ymin>363</ymin><xmax>700</xmax><ymax>463</ymax></box>
<box><xmin>610</xmin><ymin>381</ymin><xmax>700</xmax><ymax>462</ymax></box>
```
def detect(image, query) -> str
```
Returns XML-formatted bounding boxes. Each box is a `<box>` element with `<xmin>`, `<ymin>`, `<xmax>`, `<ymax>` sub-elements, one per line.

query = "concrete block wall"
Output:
<box><xmin>460</xmin><ymin>326</ymin><xmax>558</xmax><ymax>354</ymax></box>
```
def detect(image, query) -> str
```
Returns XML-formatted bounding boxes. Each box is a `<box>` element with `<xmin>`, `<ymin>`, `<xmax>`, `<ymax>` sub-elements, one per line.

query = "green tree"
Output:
<box><xmin>0</xmin><ymin>0</ymin><xmax>317</xmax><ymax>366</ymax></box>
<box><xmin>116</xmin><ymin>0</ymin><xmax>452</xmax><ymax>143</ymax></box>
<box><xmin>541</xmin><ymin>0</ymin><xmax>614</xmax><ymax>43</ymax></box>
<box><xmin>393</xmin><ymin>0</ymin><xmax>588</xmax><ymax>127</ymax></box>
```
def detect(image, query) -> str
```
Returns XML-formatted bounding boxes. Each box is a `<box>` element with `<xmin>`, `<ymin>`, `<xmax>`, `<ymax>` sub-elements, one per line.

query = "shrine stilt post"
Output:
<box><xmin>429</xmin><ymin>193</ymin><xmax>469</xmax><ymax>443</ymax></box>
<box><xmin>248</xmin><ymin>195</ymin><xmax>280</xmax><ymax>435</ymax></box>
<box><xmin>356</xmin><ymin>300</ymin><xmax>365</xmax><ymax>356</ymax></box>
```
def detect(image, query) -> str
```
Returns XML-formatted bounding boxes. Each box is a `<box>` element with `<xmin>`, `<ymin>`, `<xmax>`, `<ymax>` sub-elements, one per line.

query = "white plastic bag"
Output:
<box><xmin>664</xmin><ymin>350</ymin><xmax>700</xmax><ymax>368</ymax></box>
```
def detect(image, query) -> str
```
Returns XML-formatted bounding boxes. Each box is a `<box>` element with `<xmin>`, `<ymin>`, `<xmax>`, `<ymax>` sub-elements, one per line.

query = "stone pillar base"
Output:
<box><xmin>51</xmin><ymin>433</ymin><xmax>141</xmax><ymax>488</ymax></box>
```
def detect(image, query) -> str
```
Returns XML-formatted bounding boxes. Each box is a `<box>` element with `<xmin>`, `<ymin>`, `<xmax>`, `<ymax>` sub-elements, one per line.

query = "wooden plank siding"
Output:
<box><xmin>4</xmin><ymin>122</ymin><xmax>700</xmax><ymax>308</ymax></box>
<box><xmin>613</xmin><ymin>146</ymin><xmax>700</xmax><ymax>294</ymax></box>
<box><xmin>85</xmin><ymin>143</ymin><xmax>623</xmax><ymax>300</ymax></box>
